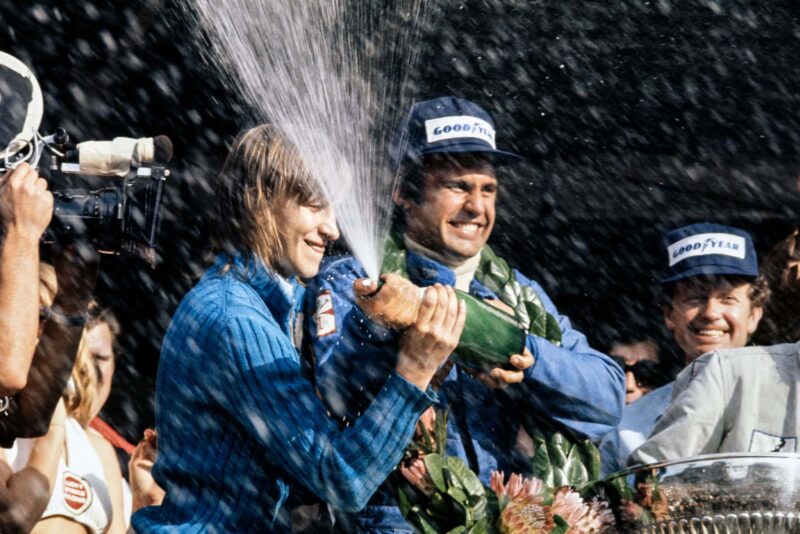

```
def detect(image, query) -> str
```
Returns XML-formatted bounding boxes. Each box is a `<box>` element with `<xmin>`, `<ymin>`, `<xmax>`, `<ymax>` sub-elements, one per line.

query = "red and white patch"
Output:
<box><xmin>63</xmin><ymin>472</ymin><xmax>93</xmax><ymax>515</ymax></box>
<box><xmin>315</xmin><ymin>290</ymin><xmax>337</xmax><ymax>337</ymax></box>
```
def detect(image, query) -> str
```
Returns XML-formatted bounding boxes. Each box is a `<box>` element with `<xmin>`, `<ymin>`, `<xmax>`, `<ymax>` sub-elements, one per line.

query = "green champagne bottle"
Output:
<box><xmin>451</xmin><ymin>289</ymin><xmax>526</xmax><ymax>371</ymax></box>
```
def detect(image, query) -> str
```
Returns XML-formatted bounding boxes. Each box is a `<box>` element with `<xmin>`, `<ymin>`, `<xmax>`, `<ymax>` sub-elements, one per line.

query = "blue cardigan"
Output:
<box><xmin>132</xmin><ymin>254</ymin><xmax>435</xmax><ymax>533</ymax></box>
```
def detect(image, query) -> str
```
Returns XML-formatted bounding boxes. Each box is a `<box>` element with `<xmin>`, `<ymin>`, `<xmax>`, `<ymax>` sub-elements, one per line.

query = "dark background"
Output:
<box><xmin>2</xmin><ymin>0</ymin><xmax>798</xmax><ymax>440</ymax></box>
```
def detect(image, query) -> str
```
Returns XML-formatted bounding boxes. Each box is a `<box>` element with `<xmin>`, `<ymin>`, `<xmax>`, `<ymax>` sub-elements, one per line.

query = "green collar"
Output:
<box><xmin>381</xmin><ymin>230</ymin><xmax>561</xmax><ymax>346</ymax></box>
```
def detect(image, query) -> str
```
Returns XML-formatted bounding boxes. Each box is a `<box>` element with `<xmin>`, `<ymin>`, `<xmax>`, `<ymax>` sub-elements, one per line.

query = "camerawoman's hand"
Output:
<box><xmin>0</xmin><ymin>163</ymin><xmax>53</xmax><ymax>242</ymax></box>
<box><xmin>395</xmin><ymin>284</ymin><xmax>466</xmax><ymax>390</ymax></box>
<box><xmin>354</xmin><ymin>273</ymin><xmax>422</xmax><ymax>329</ymax></box>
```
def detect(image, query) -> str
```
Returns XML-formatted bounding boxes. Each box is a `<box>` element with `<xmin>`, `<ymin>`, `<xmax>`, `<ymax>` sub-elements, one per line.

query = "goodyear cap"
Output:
<box><xmin>661</xmin><ymin>222</ymin><xmax>759</xmax><ymax>284</ymax></box>
<box><xmin>394</xmin><ymin>96</ymin><xmax>522</xmax><ymax>166</ymax></box>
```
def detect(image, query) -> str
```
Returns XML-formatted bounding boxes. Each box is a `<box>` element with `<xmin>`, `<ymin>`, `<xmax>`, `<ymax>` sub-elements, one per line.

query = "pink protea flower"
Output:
<box><xmin>551</xmin><ymin>487</ymin><xmax>615</xmax><ymax>533</ymax></box>
<box><xmin>491</xmin><ymin>471</ymin><xmax>551</xmax><ymax>533</ymax></box>
<box><xmin>490</xmin><ymin>471</ymin><xmax>545</xmax><ymax>501</ymax></box>
<box><xmin>500</xmin><ymin>494</ymin><xmax>553</xmax><ymax>534</ymax></box>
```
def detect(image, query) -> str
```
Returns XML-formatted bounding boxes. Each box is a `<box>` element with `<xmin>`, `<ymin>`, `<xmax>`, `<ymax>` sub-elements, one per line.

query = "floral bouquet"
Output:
<box><xmin>393</xmin><ymin>409</ymin><xmax>616</xmax><ymax>533</ymax></box>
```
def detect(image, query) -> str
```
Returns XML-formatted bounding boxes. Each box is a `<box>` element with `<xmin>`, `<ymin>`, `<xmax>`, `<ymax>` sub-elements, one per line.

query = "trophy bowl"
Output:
<box><xmin>599</xmin><ymin>453</ymin><xmax>800</xmax><ymax>533</ymax></box>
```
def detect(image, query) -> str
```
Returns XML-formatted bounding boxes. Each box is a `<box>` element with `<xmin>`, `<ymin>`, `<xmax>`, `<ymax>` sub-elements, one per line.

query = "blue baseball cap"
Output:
<box><xmin>394</xmin><ymin>96</ymin><xmax>522</xmax><ymax>166</ymax></box>
<box><xmin>660</xmin><ymin>222</ymin><xmax>759</xmax><ymax>284</ymax></box>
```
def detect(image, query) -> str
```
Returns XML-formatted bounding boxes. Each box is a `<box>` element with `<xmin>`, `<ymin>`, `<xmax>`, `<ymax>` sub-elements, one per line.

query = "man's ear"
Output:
<box><xmin>748</xmin><ymin>305</ymin><xmax>764</xmax><ymax>335</ymax></box>
<box><xmin>392</xmin><ymin>188</ymin><xmax>413</xmax><ymax>210</ymax></box>
<box><xmin>663</xmin><ymin>304</ymin><xmax>676</xmax><ymax>332</ymax></box>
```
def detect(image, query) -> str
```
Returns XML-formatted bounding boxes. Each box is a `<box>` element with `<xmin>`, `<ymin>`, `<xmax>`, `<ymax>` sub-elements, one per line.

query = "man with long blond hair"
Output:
<box><xmin>133</xmin><ymin>125</ymin><xmax>465</xmax><ymax>532</ymax></box>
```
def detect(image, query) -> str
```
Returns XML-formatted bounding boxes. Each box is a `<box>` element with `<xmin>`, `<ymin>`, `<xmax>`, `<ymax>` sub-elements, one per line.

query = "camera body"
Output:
<box><xmin>41</xmin><ymin>143</ymin><xmax>169</xmax><ymax>267</ymax></box>
<box><xmin>2</xmin><ymin>128</ymin><xmax>171</xmax><ymax>267</ymax></box>
<box><xmin>1</xmin><ymin>52</ymin><xmax>169</xmax><ymax>266</ymax></box>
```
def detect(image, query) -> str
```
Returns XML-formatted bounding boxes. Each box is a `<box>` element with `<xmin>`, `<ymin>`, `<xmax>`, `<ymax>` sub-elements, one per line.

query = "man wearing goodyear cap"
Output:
<box><xmin>629</xmin><ymin>222</ymin><xmax>800</xmax><ymax>462</ymax></box>
<box><xmin>304</xmin><ymin>96</ymin><xmax>624</xmax><ymax>532</ymax></box>
<box><xmin>600</xmin><ymin>222</ymin><xmax>769</xmax><ymax>473</ymax></box>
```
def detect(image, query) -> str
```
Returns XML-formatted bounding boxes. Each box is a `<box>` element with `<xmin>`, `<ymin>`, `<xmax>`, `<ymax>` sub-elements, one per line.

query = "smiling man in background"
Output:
<box><xmin>601</xmin><ymin>222</ymin><xmax>768</xmax><ymax>473</ymax></box>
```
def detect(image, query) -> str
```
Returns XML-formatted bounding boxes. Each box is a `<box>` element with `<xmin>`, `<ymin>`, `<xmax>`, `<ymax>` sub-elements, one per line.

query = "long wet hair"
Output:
<box><xmin>210</xmin><ymin>124</ymin><xmax>321</xmax><ymax>270</ymax></box>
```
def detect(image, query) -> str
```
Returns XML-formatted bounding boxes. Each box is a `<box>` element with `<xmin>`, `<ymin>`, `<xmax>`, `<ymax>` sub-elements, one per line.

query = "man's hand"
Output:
<box><xmin>471</xmin><ymin>349</ymin><xmax>535</xmax><ymax>390</ymax></box>
<box><xmin>354</xmin><ymin>273</ymin><xmax>422</xmax><ymax>329</ymax></box>
<box><xmin>0</xmin><ymin>163</ymin><xmax>53</xmax><ymax>242</ymax></box>
<box><xmin>395</xmin><ymin>284</ymin><xmax>466</xmax><ymax>390</ymax></box>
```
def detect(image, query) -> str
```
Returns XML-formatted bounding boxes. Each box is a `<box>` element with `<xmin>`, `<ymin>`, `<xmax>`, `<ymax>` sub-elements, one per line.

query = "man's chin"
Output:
<box><xmin>442</xmin><ymin>238</ymin><xmax>487</xmax><ymax>260</ymax></box>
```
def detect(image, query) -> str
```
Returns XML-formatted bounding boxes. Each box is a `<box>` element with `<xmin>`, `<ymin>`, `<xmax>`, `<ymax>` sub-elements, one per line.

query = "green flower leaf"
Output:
<box><xmin>565</xmin><ymin>444</ymin><xmax>589</xmax><ymax>487</ymax></box>
<box><xmin>465</xmin><ymin>516</ymin><xmax>490</xmax><ymax>534</ymax></box>
<box><xmin>413</xmin><ymin>511</ymin><xmax>442</xmax><ymax>534</ymax></box>
<box><xmin>531</xmin><ymin>439</ymin><xmax>554</xmax><ymax>486</ymax></box>
<box><xmin>546</xmin><ymin>433</ymin><xmax>568</xmax><ymax>469</ymax></box>
<box><xmin>607</xmin><ymin>475</ymin><xmax>635</xmax><ymax>501</ymax></box>
<box><xmin>425</xmin><ymin>453</ymin><xmax>447</xmax><ymax>493</ymax></box>
<box><xmin>551</xmin><ymin>466</ymin><xmax>567</xmax><ymax>489</ymax></box>
<box><xmin>435</xmin><ymin>407</ymin><xmax>449</xmax><ymax>455</ymax></box>
<box><xmin>575</xmin><ymin>439</ymin><xmax>602</xmax><ymax>482</ymax></box>
<box><xmin>445</xmin><ymin>456</ymin><xmax>485</xmax><ymax>499</ymax></box>
<box><xmin>447</xmin><ymin>486</ymin><xmax>469</xmax><ymax>507</ymax></box>
<box><xmin>397</xmin><ymin>485</ymin><xmax>414</xmax><ymax>516</ymax></box>
<box><xmin>551</xmin><ymin>514</ymin><xmax>570</xmax><ymax>534</ymax></box>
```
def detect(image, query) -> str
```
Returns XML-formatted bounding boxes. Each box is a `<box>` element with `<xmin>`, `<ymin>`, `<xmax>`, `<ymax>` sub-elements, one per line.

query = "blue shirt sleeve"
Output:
<box><xmin>218</xmin><ymin>310</ymin><xmax>434</xmax><ymax>512</ymax></box>
<box><xmin>512</xmin><ymin>272</ymin><xmax>625</xmax><ymax>441</ymax></box>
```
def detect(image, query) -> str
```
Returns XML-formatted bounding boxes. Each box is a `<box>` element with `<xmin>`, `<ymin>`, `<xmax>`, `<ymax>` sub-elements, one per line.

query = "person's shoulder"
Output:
<box><xmin>709</xmin><ymin>342</ymin><xmax>800</xmax><ymax>377</ymax></box>
<box><xmin>508</xmin><ymin>267</ymin><xmax>560</xmax><ymax>314</ymax></box>
<box><xmin>185</xmin><ymin>265</ymin><xmax>268</xmax><ymax>315</ymax></box>
<box><xmin>713</xmin><ymin>342</ymin><xmax>800</xmax><ymax>364</ymax></box>
<box><xmin>87</xmin><ymin>428</ymin><xmax>116</xmax><ymax>457</ymax></box>
<box><xmin>308</xmin><ymin>255</ymin><xmax>368</xmax><ymax>298</ymax></box>
<box><xmin>316</xmin><ymin>254</ymin><xmax>366</xmax><ymax>278</ymax></box>
<box><xmin>166</xmin><ymin>269</ymin><xmax>265</xmax><ymax>349</ymax></box>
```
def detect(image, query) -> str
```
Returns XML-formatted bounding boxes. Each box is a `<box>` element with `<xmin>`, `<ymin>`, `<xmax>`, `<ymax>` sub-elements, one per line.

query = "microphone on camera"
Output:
<box><xmin>72</xmin><ymin>135</ymin><xmax>173</xmax><ymax>176</ymax></box>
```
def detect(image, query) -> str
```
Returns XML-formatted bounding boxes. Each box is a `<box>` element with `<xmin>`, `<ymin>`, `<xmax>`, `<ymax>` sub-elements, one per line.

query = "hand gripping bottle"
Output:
<box><xmin>450</xmin><ymin>289</ymin><xmax>526</xmax><ymax>371</ymax></box>
<box><xmin>365</xmin><ymin>279</ymin><xmax>526</xmax><ymax>371</ymax></box>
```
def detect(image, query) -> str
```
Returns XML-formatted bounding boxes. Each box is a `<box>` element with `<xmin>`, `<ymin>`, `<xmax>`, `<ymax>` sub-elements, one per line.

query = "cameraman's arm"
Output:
<box><xmin>0</xmin><ymin>164</ymin><xmax>53</xmax><ymax>395</ymax></box>
<box><xmin>14</xmin><ymin>246</ymin><xmax>99</xmax><ymax>437</ymax></box>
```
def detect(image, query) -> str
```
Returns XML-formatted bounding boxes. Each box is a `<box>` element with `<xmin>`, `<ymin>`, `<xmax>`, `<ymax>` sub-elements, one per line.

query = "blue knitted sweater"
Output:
<box><xmin>132</xmin><ymin>254</ymin><xmax>435</xmax><ymax>533</ymax></box>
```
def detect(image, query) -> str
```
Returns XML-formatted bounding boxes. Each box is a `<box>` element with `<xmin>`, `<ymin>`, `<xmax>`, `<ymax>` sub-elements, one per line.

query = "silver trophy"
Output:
<box><xmin>602</xmin><ymin>453</ymin><xmax>800</xmax><ymax>533</ymax></box>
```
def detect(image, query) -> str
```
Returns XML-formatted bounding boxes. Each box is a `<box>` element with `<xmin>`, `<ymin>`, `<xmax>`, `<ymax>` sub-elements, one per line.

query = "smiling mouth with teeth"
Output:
<box><xmin>694</xmin><ymin>329</ymin><xmax>728</xmax><ymax>337</ymax></box>
<box><xmin>450</xmin><ymin>222</ymin><xmax>482</xmax><ymax>235</ymax></box>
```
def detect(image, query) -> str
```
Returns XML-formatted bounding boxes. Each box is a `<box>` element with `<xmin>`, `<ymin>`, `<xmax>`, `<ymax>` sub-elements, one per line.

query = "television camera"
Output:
<box><xmin>0</xmin><ymin>51</ymin><xmax>170</xmax><ymax>267</ymax></box>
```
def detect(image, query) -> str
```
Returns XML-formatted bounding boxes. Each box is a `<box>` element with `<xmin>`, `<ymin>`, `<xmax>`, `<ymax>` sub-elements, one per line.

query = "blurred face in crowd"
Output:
<box><xmin>274</xmin><ymin>198</ymin><xmax>339</xmax><ymax>279</ymax></box>
<box><xmin>664</xmin><ymin>277</ymin><xmax>763</xmax><ymax>364</ymax></box>
<box><xmin>624</xmin><ymin>370</ymin><xmax>652</xmax><ymax>404</ymax></box>
<box><xmin>400</xmin><ymin>156</ymin><xmax>497</xmax><ymax>264</ymax></box>
<box><xmin>89</xmin><ymin>321</ymin><xmax>116</xmax><ymax>419</ymax></box>
<box><xmin>610</xmin><ymin>340</ymin><xmax>659</xmax><ymax>404</ymax></box>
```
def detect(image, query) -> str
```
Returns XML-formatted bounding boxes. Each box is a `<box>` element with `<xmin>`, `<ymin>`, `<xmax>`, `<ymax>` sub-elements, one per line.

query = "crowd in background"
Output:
<box><xmin>1</xmin><ymin>104</ymin><xmax>799</xmax><ymax>533</ymax></box>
